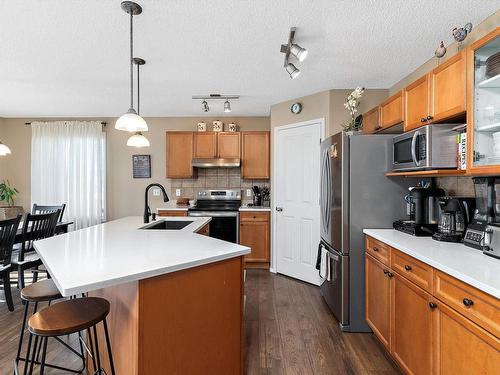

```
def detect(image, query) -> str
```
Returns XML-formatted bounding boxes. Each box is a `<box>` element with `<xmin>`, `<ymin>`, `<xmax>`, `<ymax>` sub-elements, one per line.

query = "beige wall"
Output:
<box><xmin>389</xmin><ymin>10</ymin><xmax>500</xmax><ymax>95</ymax></box>
<box><xmin>0</xmin><ymin>117</ymin><xmax>269</xmax><ymax>219</ymax></box>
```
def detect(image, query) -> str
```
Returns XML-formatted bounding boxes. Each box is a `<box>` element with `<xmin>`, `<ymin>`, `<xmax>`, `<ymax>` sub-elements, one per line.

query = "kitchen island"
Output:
<box><xmin>34</xmin><ymin>216</ymin><xmax>250</xmax><ymax>375</ymax></box>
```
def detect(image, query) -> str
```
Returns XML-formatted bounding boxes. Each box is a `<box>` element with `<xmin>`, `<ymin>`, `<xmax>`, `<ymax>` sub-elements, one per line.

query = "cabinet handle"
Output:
<box><xmin>383</xmin><ymin>269</ymin><xmax>389</xmax><ymax>275</ymax></box>
<box><xmin>387</xmin><ymin>272</ymin><xmax>394</xmax><ymax>278</ymax></box>
<box><xmin>429</xmin><ymin>302</ymin><xmax>437</xmax><ymax>309</ymax></box>
<box><xmin>372</xmin><ymin>247</ymin><xmax>379</xmax><ymax>252</ymax></box>
<box><xmin>420</xmin><ymin>118</ymin><xmax>426</xmax><ymax>122</ymax></box>
<box><xmin>463</xmin><ymin>298</ymin><xmax>474</xmax><ymax>307</ymax></box>
<box><xmin>426</xmin><ymin>115</ymin><xmax>434</xmax><ymax>121</ymax></box>
<box><xmin>404</xmin><ymin>265</ymin><xmax>412</xmax><ymax>271</ymax></box>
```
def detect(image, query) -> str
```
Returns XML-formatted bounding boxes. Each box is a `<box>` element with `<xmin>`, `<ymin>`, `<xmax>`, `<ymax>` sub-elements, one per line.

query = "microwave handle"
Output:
<box><xmin>411</xmin><ymin>130</ymin><xmax>421</xmax><ymax>167</ymax></box>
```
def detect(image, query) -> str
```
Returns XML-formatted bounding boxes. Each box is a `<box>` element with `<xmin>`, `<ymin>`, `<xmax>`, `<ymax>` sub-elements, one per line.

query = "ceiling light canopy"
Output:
<box><xmin>127</xmin><ymin>132</ymin><xmax>150</xmax><ymax>147</ymax></box>
<box><xmin>280</xmin><ymin>27</ymin><xmax>308</xmax><ymax>79</ymax></box>
<box><xmin>116</xmin><ymin>1</ymin><xmax>148</xmax><ymax>132</ymax></box>
<box><xmin>192</xmin><ymin>94</ymin><xmax>240</xmax><ymax>113</ymax></box>
<box><xmin>0</xmin><ymin>141</ymin><xmax>11</xmax><ymax>156</ymax></box>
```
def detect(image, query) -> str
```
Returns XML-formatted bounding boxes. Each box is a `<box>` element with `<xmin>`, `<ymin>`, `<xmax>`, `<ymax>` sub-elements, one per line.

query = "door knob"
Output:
<box><xmin>276</xmin><ymin>207</ymin><xmax>283</xmax><ymax>212</ymax></box>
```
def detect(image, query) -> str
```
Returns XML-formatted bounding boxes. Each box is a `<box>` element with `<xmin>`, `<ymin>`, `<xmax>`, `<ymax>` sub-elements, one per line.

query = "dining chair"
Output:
<box><xmin>0</xmin><ymin>215</ymin><xmax>22</xmax><ymax>311</ymax></box>
<box><xmin>32</xmin><ymin>203</ymin><xmax>66</xmax><ymax>222</ymax></box>
<box><xmin>11</xmin><ymin>211</ymin><xmax>60</xmax><ymax>290</ymax></box>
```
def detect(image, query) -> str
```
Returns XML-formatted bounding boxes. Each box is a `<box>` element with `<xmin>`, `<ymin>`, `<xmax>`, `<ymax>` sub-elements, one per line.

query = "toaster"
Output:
<box><xmin>483</xmin><ymin>224</ymin><xmax>500</xmax><ymax>259</ymax></box>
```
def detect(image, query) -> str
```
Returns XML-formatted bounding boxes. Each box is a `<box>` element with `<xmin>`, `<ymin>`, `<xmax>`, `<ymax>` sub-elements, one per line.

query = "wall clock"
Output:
<box><xmin>291</xmin><ymin>102</ymin><xmax>302</xmax><ymax>114</ymax></box>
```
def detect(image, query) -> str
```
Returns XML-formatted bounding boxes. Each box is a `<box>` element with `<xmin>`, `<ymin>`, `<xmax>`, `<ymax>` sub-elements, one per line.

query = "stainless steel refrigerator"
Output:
<box><xmin>319</xmin><ymin>132</ymin><xmax>410</xmax><ymax>332</ymax></box>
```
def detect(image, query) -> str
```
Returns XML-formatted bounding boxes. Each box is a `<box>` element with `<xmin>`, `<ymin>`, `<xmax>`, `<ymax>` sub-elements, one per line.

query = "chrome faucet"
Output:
<box><xmin>144</xmin><ymin>183</ymin><xmax>169</xmax><ymax>223</ymax></box>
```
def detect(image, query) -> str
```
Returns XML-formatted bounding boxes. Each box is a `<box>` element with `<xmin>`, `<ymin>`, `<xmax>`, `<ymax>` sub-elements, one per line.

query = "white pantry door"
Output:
<box><xmin>274</xmin><ymin>120</ymin><xmax>323</xmax><ymax>285</ymax></box>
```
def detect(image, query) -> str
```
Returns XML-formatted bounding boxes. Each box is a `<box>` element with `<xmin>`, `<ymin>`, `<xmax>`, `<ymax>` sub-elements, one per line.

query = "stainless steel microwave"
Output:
<box><xmin>392</xmin><ymin>124</ymin><xmax>460</xmax><ymax>171</ymax></box>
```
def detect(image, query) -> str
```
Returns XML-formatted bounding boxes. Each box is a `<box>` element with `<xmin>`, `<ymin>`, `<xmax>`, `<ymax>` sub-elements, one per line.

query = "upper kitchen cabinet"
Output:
<box><xmin>166</xmin><ymin>132</ymin><xmax>196</xmax><ymax>178</ymax></box>
<box><xmin>380</xmin><ymin>91</ymin><xmax>404</xmax><ymax>130</ymax></box>
<box><xmin>430</xmin><ymin>51</ymin><xmax>466</xmax><ymax>122</ymax></box>
<box><xmin>467</xmin><ymin>28</ymin><xmax>500</xmax><ymax>174</ymax></box>
<box><xmin>362</xmin><ymin>106</ymin><xmax>380</xmax><ymax>134</ymax></box>
<box><xmin>193</xmin><ymin>132</ymin><xmax>217</xmax><ymax>158</ymax></box>
<box><xmin>404</xmin><ymin>74</ymin><xmax>431</xmax><ymax>131</ymax></box>
<box><xmin>241</xmin><ymin>131</ymin><xmax>270</xmax><ymax>179</ymax></box>
<box><xmin>217</xmin><ymin>132</ymin><xmax>241</xmax><ymax>158</ymax></box>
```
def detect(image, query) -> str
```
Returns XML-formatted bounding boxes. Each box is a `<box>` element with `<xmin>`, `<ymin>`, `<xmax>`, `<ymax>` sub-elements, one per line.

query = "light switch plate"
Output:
<box><xmin>246</xmin><ymin>189</ymin><xmax>252</xmax><ymax>197</ymax></box>
<box><xmin>152</xmin><ymin>188</ymin><xmax>161</xmax><ymax>197</ymax></box>
<box><xmin>176</xmin><ymin>189</ymin><xmax>181</xmax><ymax>197</ymax></box>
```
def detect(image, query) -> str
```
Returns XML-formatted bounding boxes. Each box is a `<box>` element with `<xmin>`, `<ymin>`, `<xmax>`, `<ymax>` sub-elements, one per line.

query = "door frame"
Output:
<box><xmin>270</xmin><ymin>118</ymin><xmax>326</xmax><ymax>274</ymax></box>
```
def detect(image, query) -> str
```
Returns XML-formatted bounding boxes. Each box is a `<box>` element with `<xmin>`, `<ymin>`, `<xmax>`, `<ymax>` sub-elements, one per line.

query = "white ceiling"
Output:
<box><xmin>0</xmin><ymin>1</ymin><xmax>498</xmax><ymax>117</ymax></box>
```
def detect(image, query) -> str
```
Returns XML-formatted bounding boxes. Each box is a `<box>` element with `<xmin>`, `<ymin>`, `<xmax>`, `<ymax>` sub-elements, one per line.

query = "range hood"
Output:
<box><xmin>192</xmin><ymin>158</ymin><xmax>240</xmax><ymax>168</ymax></box>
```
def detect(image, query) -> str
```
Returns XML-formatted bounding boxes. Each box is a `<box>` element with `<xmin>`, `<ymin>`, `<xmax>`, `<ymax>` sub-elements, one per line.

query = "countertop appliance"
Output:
<box><xmin>464</xmin><ymin>177</ymin><xmax>500</xmax><ymax>250</ymax></box>
<box><xmin>188</xmin><ymin>189</ymin><xmax>241</xmax><ymax>243</ymax></box>
<box><xmin>392</xmin><ymin>124</ymin><xmax>459</xmax><ymax>171</ymax></box>
<box><xmin>483</xmin><ymin>224</ymin><xmax>500</xmax><ymax>259</ymax></box>
<box><xmin>319</xmin><ymin>132</ymin><xmax>411</xmax><ymax>332</ymax></box>
<box><xmin>432</xmin><ymin>197</ymin><xmax>475</xmax><ymax>242</ymax></box>
<box><xmin>393</xmin><ymin>185</ymin><xmax>445</xmax><ymax>236</ymax></box>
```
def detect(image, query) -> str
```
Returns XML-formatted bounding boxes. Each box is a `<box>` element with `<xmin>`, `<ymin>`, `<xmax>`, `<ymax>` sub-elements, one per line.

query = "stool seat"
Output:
<box><xmin>21</xmin><ymin>279</ymin><xmax>62</xmax><ymax>302</ymax></box>
<box><xmin>28</xmin><ymin>297</ymin><xmax>110</xmax><ymax>336</ymax></box>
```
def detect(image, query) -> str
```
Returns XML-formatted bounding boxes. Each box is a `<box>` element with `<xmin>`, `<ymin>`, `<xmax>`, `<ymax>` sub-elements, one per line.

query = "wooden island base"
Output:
<box><xmin>89</xmin><ymin>256</ymin><xmax>244</xmax><ymax>375</ymax></box>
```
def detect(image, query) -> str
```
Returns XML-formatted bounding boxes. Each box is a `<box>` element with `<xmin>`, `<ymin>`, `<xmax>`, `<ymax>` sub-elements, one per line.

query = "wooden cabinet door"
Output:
<box><xmin>365</xmin><ymin>255</ymin><xmax>391</xmax><ymax>349</ymax></box>
<box><xmin>404</xmin><ymin>74</ymin><xmax>431</xmax><ymax>131</ymax></box>
<box><xmin>433</xmin><ymin>301</ymin><xmax>500</xmax><ymax>375</ymax></box>
<box><xmin>430</xmin><ymin>51</ymin><xmax>466</xmax><ymax>122</ymax></box>
<box><xmin>240</xmin><ymin>213</ymin><xmax>270</xmax><ymax>264</ymax></box>
<box><xmin>391</xmin><ymin>273</ymin><xmax>433</xmax><ymax>375</ymax></box>
<box><xmin>193</xmin><ymin>132</ymin><xmax>217</xmax><ymax>158</ymax></box>
<box><xmin>241</xmin><ymin>132</ymin><xmax>270</xmax><ymax>179</ymax></box>
<box><xmin>217</xmin><ymin>132</ymin><xmax>241</xmax><ymax>158</ymax></box>
<box><xmin>166</xmin><ymin>132</ymin><xmax>195</xmax><ymax>178</ymax></box>
<box><xmin>380</xmin><ymin>91</ymin><xmax>404</xmax><ymax>129</ymax></box>
<box><xmin>362</xmin><ymin>106</ymin><xmax>380</xmax><ymax>134</ymax></box>
<box><xmin>157</xmin><ymin>210</ymin><xmax>188</xmax><ymax>217</ymax></box>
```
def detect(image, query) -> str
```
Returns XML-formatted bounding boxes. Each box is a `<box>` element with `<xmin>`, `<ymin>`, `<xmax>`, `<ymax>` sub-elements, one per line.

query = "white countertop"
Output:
<box><xmin>239</xmin><ymin>206</ymin><xmax>271</xmax><ymax>212</ymax></box>
<box><xmin>363</xmin><ymin>229</ymin><xmax>500</xmax><ymax>298</ymax></box>
<box><xmin>34</xmin><ymin>216</ymin><xmax>250</xmax><ymax>297</ymax></box>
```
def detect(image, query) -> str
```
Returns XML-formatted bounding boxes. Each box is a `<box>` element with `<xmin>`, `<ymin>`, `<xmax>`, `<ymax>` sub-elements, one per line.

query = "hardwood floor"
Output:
<box><xmin>0</xmin><ymin>270</ymin><xmax>399</xmax><ymax>374</ymax></box>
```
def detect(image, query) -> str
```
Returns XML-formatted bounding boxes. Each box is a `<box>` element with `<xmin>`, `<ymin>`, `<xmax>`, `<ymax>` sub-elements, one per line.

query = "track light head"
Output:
<box><xmin>224</xmin><ymin>100</ymin><xmax>231</xmax><ymax>113</ymax></box>
<box><xmin>202</xmin><ymin>100</ymin><xmax>210</xmax><ymax>112</ymax></box>
<box><xmin>285</xmin><ymin>63</ymin><xmax>300</xmax><ymax>79</ymax></box>
<box><xmin>290</xmin><ymin>44</ymin><xmax>308</xmax><ymax>62</ymax></box>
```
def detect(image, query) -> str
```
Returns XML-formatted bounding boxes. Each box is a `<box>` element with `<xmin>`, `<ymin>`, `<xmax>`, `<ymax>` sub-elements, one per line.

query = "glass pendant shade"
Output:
<box><xmin>224</xmin><ymin>100</ymin><xmax>231</xmax><ymax>113</ymax></box>
<box><xmin>115</xmin><ymin>108</ymin><xmax>148</xmax><ymax>132</ymax></box>
<box><xmin>0</xmin><ymin>142</ymin><xmax>12</xmax><ymax>156</ymax></box>
<box><xmin>127</xmin><ymin>132</ymin><xmax>150</xmax><ymax>147</ymax></box>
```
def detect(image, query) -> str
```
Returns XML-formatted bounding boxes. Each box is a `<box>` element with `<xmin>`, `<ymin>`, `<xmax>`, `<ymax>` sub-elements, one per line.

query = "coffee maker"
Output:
<box><xmin>464</xmin><ymin>177</ymin><xmax>500</xmax><ymax>250</ymax></box>
<box><xmin>393</xmin><ymin>183</ymin><xmax>445</xmax><ymax>236</ymax></box>
<box><xmin>432</xmin><ymin>197</ymin><xmax>475</xmax><ymax>242</ymax></box>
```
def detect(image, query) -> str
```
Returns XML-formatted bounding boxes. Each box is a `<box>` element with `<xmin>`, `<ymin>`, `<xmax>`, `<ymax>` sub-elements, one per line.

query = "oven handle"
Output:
<box><xmin>411</xmin><ymin>130</ymin><xmax>421</xmax><ymax>167</ymax></box>
<box><xmin>188</xmin><ymin>211</ymin><xmax>239</xmax><ymax>218</ymax></box>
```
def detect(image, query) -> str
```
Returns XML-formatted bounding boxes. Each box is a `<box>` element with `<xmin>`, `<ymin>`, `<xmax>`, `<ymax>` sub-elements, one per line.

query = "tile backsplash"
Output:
<box><xmin>435</xmin><ymin>176</ymin><xmax>475</xmax><ymax>197</ymax></box>
<box><xmin>169</xmin><ymin>167</ymin><xmax>269</xmax><ymax>204</ymax></box>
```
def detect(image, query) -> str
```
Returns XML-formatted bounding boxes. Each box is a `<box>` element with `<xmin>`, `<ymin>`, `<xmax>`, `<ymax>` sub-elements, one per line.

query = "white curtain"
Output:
<box><xmin>31</xmin><ymin>121</ymin><xmax>106</xmax><ymax>230</ymax></box>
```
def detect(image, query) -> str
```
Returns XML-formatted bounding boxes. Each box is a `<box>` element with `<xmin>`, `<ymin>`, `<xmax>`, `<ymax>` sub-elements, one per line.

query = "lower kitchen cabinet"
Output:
<box><xmin>157</xmin><ymin>210</ymin><xmax>188</xmax><ymax>217</ymax></box>
<box><xmin>239</xmin><ymin>211</ymin><xmax>270</xmax><ymax>268</ymax></box>
<box><xmin>365</xmin><ymin>254</ymin><xmax>391</xmax><ymax>349</ymax></box>
<box><xmin>433</xmin><ymin>301</ymin><xmax>499</xmax><ymax>375</ymax></box>
<box><xmin>391</xmin><ymin>272</ymin><xmax>433</xmax><ymax>375</ymax></box>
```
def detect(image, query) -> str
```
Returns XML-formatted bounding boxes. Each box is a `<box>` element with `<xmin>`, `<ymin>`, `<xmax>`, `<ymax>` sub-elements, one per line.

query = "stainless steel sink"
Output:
<box><xmin>140</xmin><ymin>220</ymin><xmax>193</xmax><ymax>230</ymax></box>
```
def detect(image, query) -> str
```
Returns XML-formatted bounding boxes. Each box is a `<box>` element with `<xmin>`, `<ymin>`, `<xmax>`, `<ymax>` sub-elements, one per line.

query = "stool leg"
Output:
<box><xmin>38</xmin><ymin>338</ymin><xmax>48</xmax><ymax>375</ymax></box>
<box><xmin>15</xmin><ymin>301</ymin><xmax>29</xmax><ymax>367</ymax></box>
<box><xmin>92</xmin><ymin>325</ymin><xmax>102</xmax><ymax>374</ymax></box>
<box><xmin>22</xmin><ymin>333</ymin><xmax>33</xmax><ymax>375</ymax></box>
<box><xmin>87</xmin><ymin>328</ymin><xmax>97</xmax><ymax>371</ymax></box>
<box><xmin>27</xmin><ymin>335</ymin><xmax>38</xmax><ymax>375</ymax></box>
<box><xmin>103</xmin><ymin>318</ymin><xmax>116</xmax><ymax>375</ymax></box>
<box><xmin>77</xmin><ymin>331</ymin><xmax>86</xmax><ymax>373</ymax></box>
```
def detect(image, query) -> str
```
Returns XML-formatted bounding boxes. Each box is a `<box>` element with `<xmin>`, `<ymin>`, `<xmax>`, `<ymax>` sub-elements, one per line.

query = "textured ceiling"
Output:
<box><xmin>0</xmin><ymin>0</ymin><xmax>498</xmax><ymax>117</ymax></box>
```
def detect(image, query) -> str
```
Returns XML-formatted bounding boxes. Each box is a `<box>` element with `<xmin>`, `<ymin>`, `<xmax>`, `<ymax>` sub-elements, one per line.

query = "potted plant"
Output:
<box><xmin>0</xmin><ymin>180</ymin><xmax>24</xmax><ymax>220</ymax></box>
<box><xmin>341</xmin><ymin>86</ymin><xmax>365</xmax><ymax>133</ymax></box>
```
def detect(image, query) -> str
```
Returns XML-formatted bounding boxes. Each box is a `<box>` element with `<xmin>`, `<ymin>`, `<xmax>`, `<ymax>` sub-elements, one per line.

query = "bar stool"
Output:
<box><xmin>25</xmin><ymin>297</ymin><xmax>115</xmax><ymax>375</ymax></box>
<box><xmin>14</xmin><ymin>279</ymin><xmax>86</xmax><ymax>374</ymax></box>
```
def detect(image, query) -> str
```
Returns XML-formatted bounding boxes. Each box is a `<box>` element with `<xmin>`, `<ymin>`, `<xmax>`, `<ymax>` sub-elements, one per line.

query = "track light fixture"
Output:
<box><xmin>280</xmin><ymin>27</ymin><xmax>308</xmax><ymax>79</ymax></box>
<box><xmin>192</xmin><ymin>94</ymin><xmax>240</xmax><ymax>113</ymax></box>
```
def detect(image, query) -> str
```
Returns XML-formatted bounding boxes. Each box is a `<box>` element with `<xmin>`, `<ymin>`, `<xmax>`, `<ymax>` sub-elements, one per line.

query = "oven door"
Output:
<box><xmin>188</xmin><ymin>211</ymin><xmax>239</xmax><ymax>243</ymax></box>
<box><xmin>393</xmin><ymin>129</ymin><xmax>427</xmax><ymax>171</ymax></box>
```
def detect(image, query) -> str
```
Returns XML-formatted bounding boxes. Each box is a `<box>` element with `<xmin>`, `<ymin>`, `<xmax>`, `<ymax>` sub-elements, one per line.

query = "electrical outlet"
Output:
<box><xmin>152</xmin><ymin>188</ymin><xmax>160</xmax><ymax>197</ymax></box>
<box><xmin>176</xmin><ymin>189</ymin><xmax>181</xmax><ymax>197</ymax></box>
<box><xmin>246</xmin><ymin>189</ymin><xmax>252</xmax><ymax>197</ymax></box>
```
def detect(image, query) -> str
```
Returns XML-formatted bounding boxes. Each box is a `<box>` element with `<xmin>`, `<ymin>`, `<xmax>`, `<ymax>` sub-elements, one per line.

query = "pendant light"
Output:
<box><xmin>223</xmin><ymin>100</ymin><xmax>231</xmax><ymax>113</ymax></box>
<box><xmin>127</xmin><ymin>57</ymin><xmax>150</xmax><ymax>147</ymax></box>
<box><xmin>116</xmin><ymin>1</ymin><xmax>148</xmax><ymax>132</ymax></box>
<box><xmin>0</xmin><ymin>141</ymin><xmax>11</xmax><ymax>156</ymax></box>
